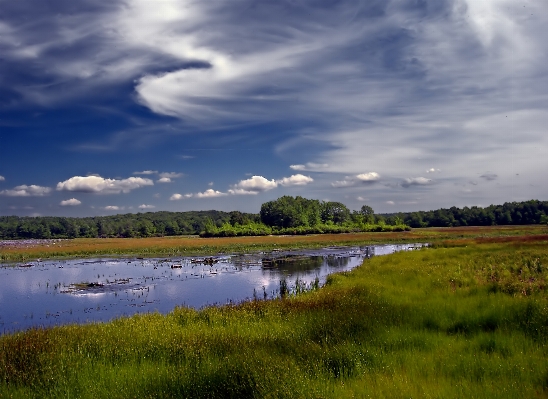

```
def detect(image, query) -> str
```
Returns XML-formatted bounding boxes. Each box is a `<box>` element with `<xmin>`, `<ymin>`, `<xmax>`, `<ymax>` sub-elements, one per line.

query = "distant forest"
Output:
<box><xmin>0</xmin><ymin>199</ymin><xmax>547</xmax><ymax>240</ymax></box>
<box><xmin>387</xmin><ymin>199</ymin><xmax>548</xmax><ymax>228</ymax></box>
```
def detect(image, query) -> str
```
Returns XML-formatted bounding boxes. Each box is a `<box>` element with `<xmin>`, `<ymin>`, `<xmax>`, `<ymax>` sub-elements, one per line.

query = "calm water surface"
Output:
<box><xmin>0</xmin><ymin>244</ymin><xmax>425</xmax><ymax>334</ymax></box>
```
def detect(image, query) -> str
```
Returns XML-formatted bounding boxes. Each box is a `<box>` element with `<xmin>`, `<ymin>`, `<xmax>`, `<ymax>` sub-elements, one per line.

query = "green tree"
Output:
<box><xmin>320</xmin><ymin>201</ymin><xmax>351</xmax><ymax>224</ymax></box>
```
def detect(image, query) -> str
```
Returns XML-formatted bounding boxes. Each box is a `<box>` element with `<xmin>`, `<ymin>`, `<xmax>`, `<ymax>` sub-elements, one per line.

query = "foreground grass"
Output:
<box><xmin>1</xmin><ymin>224</ymin><xmax>547</xmax><ymax>262</ymax></box>
<box><xmin>1</xmin><ymin>234</ymin><xmax>547</xmax><ymax>398</ymax></box>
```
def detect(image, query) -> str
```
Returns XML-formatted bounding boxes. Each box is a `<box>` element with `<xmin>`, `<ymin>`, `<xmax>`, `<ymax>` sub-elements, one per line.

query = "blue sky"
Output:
<box><xmin>1</xmin><ymin>0</ymin><xmax>546</xmax><ymax>217</ymax></box>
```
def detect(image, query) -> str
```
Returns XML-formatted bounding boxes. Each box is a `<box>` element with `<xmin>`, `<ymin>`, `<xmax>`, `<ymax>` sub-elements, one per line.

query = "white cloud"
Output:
<box><xmin>194</xmin><ymin>189</ymin><xmax>226</xmax><ymax>198</ymax></box>
<box><xmin>332</xmin><ymin>172</ymin><xmax>379</xmax><ymax>188</ymax></box>
<box><xmin>158</xmin><ymin>172</ymin><xmax>183</xmax><ymax>179</ymax></box>
<box><xmin>138</xmin><ymin>204</ymin><xmax>155</xmax><ymax>209</ymax></box>
<box><xmin>0</xmin><ymin>175</ymin><xmax>5</xmax><ymax>181</ymax></box>
<box><xmin>104</xmin><ymin>205</ymin><xmax>122</xmax><ymax>211</ymax></box>
<box><xmin>426</xmin><ymin>168</ymin><xmax>441</xmax><ymax>173</ymax></box>
<box><xmin>0</xmin><ymin>185</ymin><xmax>51</xmax><ymax>197</ymax></box>
<box><xmin>401</xmin><ymin>177</ymin><xmax>433</xmax><ymax>188</ymax></box>
<box><xmin>157</xmin><ymin>177</ymin><xmax>172</xmax><ymax>183</ymax></box>
<box><xmin>134</xmin><ymin>170</ymin><xmax>158</xmax><ymax>175</ymax></box>
<box><xmin>277</xmin><ymin>174</ymin><xmax>313</xmax><ymax>186</ymax></box>
<box><xmin>386</xmin><ymin>201</ymin><xmax>395</xmax><ymax>205</ymax></box>
<box><xmin>356</xmin><ymin>172</ymin><xmax>380</xmax><ymax>182</ymax></box>
<box><xmin>170</xmin><ymin>193</ymin><xmax>192</xmax><ymax>201</ymax></box>
<box><xmin>290</xmin><ymin>163</ymin><xmax>329</xmax><ymax>171</ymax></box>
<box><xmin>231</xmin><ymin>175</ymin><xmax>278</xmax><ymax>194</ymax></box>
<box><xmin>227</xmin><ymin>188</ymin><xmax>260</xmax><ymax>196</ymax></box>
<box><xmin>60</xmin><ymin>198</ymin><xmax>81</xmax><ymax>206</ymax></box>
<box><xmin>57</xmin><ymin>176</ymin><xmax>153</xmax><ymax>194</ymax></box>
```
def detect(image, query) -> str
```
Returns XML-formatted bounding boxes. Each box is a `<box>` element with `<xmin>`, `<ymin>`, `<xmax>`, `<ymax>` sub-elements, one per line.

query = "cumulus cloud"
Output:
<box><xmin>230</xmin><ymin>176</ymin><xmax>278</xmax><ymax>194</ymax></box>
<box><xmin>157</xmin><ymin>177</ymin><xmax>172</xmax><ymax>183</ymax></box>
<box><xmin>170</xmin><ymin>193</ymin><xmax>192</xmax><ymax>200</ymax></box>
<box><xmin>277</xmin><ymin>174</ymin><xmax>313</xmax><ymax>186</ymax></box>
<box><xmin>104</xmin><ymin>205</ymin><xmax>122</xmax><ymax>211</ymax></box>
<box><xmin>0</xmin><ymin>185</ymin><xmax>52</xmax><ymax>197</ymax></box>
<box><xmin>138</xmin><ymin>204</ymin><xmax>155</xmax><ymax>209</ymax></box>
<box><xmin>60</xmin><ymin>198</ymin><xmax>81</xmax><ymax>206</ymax></box>
<box><xmin>480</xmin><ymin>173</ymin><xmax>498</xmax><ymax>181</ymax></box>
<box><xmin>401</xmin><ymin>177</ymin><xmax>433</xmax><ymax>188</ymax></box>
<box><xmin>0</xmin><ymin>175</ymin><xmax>5</xmax><ymax>181</ymax></box>
<box><xmin>195</xmin><ymin>189</ymin><xmax>226</xmax><ymax>198</ymax></box>
<box><xmin>57</xmin><ymin>176</ymin><xmax>153</xmax><ymax>194</ymax></box>
<box><xmin>356</xmin><ymin>172</ymin><xmax>380</xmax><ymax>182</ymax></box>
<box><xmin>332</xmin><ymin>172</ymin><xmax>379</xmax><ymax>188</ymax></box>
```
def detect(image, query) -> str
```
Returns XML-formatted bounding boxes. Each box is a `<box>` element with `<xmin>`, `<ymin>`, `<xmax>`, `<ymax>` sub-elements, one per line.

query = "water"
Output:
<box><xmin>0</xmin><ymin>243</ymin><xmax>425</xmax><ymax>334</ymax></box>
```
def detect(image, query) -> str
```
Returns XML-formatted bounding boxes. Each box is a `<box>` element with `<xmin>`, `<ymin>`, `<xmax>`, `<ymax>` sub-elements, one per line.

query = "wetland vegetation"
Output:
<box><xmin>0</xmin><ymin>225</ymin><xmax>547</xmax><ymax>397</ymax></box>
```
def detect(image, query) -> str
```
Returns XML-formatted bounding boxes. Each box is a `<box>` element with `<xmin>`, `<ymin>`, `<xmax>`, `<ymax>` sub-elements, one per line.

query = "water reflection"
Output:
<box><xmin>0</xmin><ymin>243</ymin><xmax>425</xmax><ymax>334</ymax></box>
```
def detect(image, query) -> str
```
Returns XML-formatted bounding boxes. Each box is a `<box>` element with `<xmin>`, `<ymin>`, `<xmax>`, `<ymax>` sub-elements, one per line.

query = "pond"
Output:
<box><xmin>0</xmin><ymin>243</ymin><xmax>426</xmax><ymax>334</ymax></box>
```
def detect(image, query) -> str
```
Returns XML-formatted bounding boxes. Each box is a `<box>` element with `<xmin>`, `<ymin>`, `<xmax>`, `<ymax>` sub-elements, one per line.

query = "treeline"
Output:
<box><xmin>387</xmin><ymin>200</ymin><xmax>548</xmax><ymax>228</ymax></box>
<box><xmin>0</xmin><ymin>211</ymin><xmax>258</xmax><ymax>240</ymax></box>
<box><xmin>200</xmin><ymin>196</ymin><xmax>409</xmax><ymax>237</ymax></box>
<box><xmin>1</xmin><ymin>199</ymin><xmax>546</xmax><ymax>240</ymax></box>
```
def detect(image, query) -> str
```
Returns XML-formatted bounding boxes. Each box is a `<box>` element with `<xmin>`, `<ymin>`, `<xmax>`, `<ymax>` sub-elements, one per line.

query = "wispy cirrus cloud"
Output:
<box><xmin>133</xmin><ymin>170</ymin><xmax>158</xmax><ymax>175</ymax></box>
<box><xmin>290</xmin><ymin>163</ymin><xmax>329</xmax><ymax>172</ymax></box>
<box><xmin>2</xmin><ymin>0</ymin><xmax>547</xmax><ymax>215</ymax></box>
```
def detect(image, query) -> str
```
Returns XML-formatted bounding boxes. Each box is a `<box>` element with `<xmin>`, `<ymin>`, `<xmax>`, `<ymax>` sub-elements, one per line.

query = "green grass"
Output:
<box><xmin>1</xmin><ymin>237</ymin><xmax>547</xmax><ymax>398</ymax></box>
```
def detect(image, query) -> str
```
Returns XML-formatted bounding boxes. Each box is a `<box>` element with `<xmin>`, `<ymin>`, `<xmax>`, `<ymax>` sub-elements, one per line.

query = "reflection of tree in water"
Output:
<box><xmin>261</xmin><ymin>255</ymin><xmax>324</xmax><ymax>273</ymax></box>
<box><xmin>324</xmin><ymin>256</ymin><xmax>351</xmax><ymax>268</ymax></box>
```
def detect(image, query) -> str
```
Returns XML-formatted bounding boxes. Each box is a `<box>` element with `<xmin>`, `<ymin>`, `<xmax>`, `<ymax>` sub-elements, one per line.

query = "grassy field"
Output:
<box><xmin>1</xmin><ymin>226</ymin><xmax>547</xmax><ymax>398</ymax></box>
<box><xmin>1</xmin><ymin>224</ymin><xmax>547</xmax><ymax>262</ymax></box>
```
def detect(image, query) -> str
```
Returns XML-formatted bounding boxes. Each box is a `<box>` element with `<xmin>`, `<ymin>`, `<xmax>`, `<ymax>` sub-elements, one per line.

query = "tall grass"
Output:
<box><xmin>1</xmin><ymin>224</ymin><xmax>546</xmax><ymax>262</ymax></box>
<box><xmin>1</xmin><ymin>237</ymin><xmax>547</xmax><ymax>397</ymax></box>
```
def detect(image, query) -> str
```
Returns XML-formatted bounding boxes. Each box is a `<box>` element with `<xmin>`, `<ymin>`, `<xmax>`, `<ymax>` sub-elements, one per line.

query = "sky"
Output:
<box><xmin>1</xmin><ymin>0</ymin><xmax>547</xmax><ymax>217</ymax></box>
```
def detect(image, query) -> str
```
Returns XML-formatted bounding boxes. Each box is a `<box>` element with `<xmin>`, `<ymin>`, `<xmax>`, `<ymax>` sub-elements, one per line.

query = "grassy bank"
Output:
<box><xmin>1</xmin><ymin>231</ymin><xmax>547</xmax><ymax>397</ymax></box>
<box><xmin>1</xmin><ymin>224</ymin><xmax>546</xmax><ymax>262</ymax></box>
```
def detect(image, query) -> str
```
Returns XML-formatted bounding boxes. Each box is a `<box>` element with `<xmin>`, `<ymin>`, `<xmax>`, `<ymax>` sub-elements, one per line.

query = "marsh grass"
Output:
<box><xmin>1</xmin><ymin>224</ymin><xmax>546</xmax><ymax>262</ymax></box>
<box><xmin>1</xmin><ymin>233</ymin><xmax>547</xmax><ymax>397</ymax></box>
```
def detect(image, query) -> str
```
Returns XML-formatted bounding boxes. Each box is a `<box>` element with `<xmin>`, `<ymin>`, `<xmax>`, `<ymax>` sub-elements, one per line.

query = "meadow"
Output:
<box><xmin>0</xmin><ymin>225</ymin><xmax>547</xmax><ymax>398</ymax></box>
